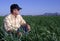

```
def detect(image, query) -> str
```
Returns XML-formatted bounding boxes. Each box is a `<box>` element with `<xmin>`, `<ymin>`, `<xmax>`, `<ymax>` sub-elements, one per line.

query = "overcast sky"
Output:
<box><xmin>0</xmin><ymin>0</ymin><xmax>60</xmax><ymax>16</ymax></box>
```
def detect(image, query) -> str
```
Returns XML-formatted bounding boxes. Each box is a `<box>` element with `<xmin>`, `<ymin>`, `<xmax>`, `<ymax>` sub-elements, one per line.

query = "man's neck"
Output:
<box><xmin>11</xmin><ymin>13</ymin><xmax>17</xmax><ymax>18</ymax></box>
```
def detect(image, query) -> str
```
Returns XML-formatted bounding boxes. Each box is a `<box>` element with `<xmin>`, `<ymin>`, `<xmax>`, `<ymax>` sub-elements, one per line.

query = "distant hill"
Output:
<box><xmin>43</xmin><ymin>12</ymin><xmax>60</xmax><ymax>16</ymax></box>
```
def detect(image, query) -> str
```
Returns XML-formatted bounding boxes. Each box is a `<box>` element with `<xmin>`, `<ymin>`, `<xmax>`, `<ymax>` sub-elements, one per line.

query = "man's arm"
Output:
<box><xmin>20</xmin><ymin>16</ymin><xmax>31</xmax><ymax>32</ymax></box>
<box><xmin>4</xmin><ymin>17</ymin><xmax>12</xmax><ymax>32</ymax></box>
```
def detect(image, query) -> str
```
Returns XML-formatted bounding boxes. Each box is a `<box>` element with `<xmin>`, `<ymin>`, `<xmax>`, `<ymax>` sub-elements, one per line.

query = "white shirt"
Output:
<box><xmin>4</xmin><ymin>14</ymin><xmax>26</xmax><ymax>31</ymax></box>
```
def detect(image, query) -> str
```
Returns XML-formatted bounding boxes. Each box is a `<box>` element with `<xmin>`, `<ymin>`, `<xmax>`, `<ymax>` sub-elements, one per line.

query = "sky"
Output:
<box><xmin>0</xmin><ymin>0</ymin><xmax>60</xmax><ymax>16</ymax></box>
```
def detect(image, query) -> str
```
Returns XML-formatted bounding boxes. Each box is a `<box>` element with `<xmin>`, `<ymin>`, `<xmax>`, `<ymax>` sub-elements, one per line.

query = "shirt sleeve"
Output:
<box><xmin>20</xmin><ymin>15</ymin><xmax>26</xmax><ymax>25</ymax></box>
<box><xmin>4</xmin><ymin>17</ymin><xmax>12</xmax><ymax>31</ymax></box>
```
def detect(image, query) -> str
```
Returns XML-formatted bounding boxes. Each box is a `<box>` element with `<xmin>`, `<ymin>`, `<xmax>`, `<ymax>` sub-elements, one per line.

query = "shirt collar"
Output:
<box><xmin>11</xmin><ymin>14</ymin><xmax>19</xmax><ymax>18</ymax></box>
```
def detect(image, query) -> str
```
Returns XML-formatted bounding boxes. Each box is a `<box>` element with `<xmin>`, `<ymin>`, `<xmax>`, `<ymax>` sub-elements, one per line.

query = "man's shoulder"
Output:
<box><xmin>4</xmin><ymin>14</ymin><xmax>12</xmax><ymax>19</ymax></box>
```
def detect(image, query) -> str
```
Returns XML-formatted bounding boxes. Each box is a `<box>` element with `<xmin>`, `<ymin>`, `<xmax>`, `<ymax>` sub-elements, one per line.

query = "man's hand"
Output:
<box><xmin>26</xmin><ymin>24</ymin><xmax>31</xmax><ymax>32</ymax></box>
<box><xmin>22</xmin><ymin>24</ymin><xmax>31</xmax><ymax>32</ymax></box>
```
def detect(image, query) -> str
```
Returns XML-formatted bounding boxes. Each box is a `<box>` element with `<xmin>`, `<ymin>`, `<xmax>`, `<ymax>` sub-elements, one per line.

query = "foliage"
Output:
<box><xmin>0</xmin><ymin>16</ymin><xmax>60</xmax><ymax>41</ymax></box>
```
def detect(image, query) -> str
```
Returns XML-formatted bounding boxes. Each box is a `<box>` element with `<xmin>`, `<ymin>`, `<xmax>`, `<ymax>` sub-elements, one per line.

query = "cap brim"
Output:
<box><xmin>18</xmin><ymin>7</ymin><xmax>22</xmax><ymax>10</ymax></box>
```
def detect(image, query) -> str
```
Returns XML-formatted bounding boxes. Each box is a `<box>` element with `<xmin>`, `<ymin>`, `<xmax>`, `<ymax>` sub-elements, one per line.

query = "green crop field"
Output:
<box><xmin>0</xmin><ymin>16</ymin><xmax>60</xmax><ymax>41</ymax></box>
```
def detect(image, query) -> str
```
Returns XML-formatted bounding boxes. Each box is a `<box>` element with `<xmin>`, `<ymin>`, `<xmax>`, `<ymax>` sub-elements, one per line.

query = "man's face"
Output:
<box><xmin>12</xmin><ymin>9</ymin><xmax>19</xmax><ymax>15</ymax></box>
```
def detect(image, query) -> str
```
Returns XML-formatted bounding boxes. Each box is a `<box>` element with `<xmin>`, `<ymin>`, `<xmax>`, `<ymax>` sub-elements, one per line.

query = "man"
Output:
<box><xmin>4</xmin><ymin>4</ymin><xmax>30</xmax><ymax>36</ymax></box>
